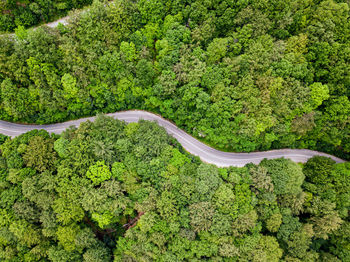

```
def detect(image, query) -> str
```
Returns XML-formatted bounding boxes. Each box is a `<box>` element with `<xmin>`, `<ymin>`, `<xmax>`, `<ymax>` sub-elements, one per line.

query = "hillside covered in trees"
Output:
<box><xmin>0</xmin><ymin>116</ymin><xmax>349</xmax><ymax>261</ymax></box>
<box><xmin>0</xmin><ymin>0</ymin><xmax>349</xmax><ymax>158</ymax></box>
<box><xmin>0</xmin><ymin>0</ymin><xmax>92</xmax><ymax>32</ymax></box>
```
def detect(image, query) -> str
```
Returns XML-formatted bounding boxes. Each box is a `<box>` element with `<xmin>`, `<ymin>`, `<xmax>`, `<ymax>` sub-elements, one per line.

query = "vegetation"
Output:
<box><xmin>0</xmin><ymin>115</ymin><xmax>348</xmax><ymax>261</ymax></box>
<box><xmin>0</xmin><ymin>0</ymin><xmax>93</xmax><ymax>32</ymax></box>
<box><xmin>1</xmin><ymin>0</ymin><xmax>349</xmax><ymax>260</ymax></box>
<box><xmin>0</xmin><ymin>0</ymin><xmax>349</xmax><ymax>158</ymax></box>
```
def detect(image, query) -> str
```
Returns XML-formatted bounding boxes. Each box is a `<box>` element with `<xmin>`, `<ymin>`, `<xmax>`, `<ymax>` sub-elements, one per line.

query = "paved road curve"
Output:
<box><xmin>0</xmin><ymin>110</ymin><xmax>345</xmax><ymax>167</ymax></box>
<box><xmin>0</xmin><ymin>11</ymin><xmax>346</xmax><ymax>167</ymax></box>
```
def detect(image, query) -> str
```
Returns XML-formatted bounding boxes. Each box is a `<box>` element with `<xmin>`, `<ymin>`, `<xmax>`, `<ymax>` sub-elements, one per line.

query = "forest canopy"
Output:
<box><xmin>0</xmin><ymin>0</ymin><xmax>93</xmax><ymax>32</ymax></box>
<box><xmin>0</xmin><ymin>0</ymin><xmax>349</xmax><ymax>158</ymax></box>
<box><xmin>1</xmin><ymin>0</ymin><xmax>349</xmax><ymax>261</ymax></box>
<box><xmin>0</xmin><ymin>116</ymin><xmax>349</xmax><ymax>261</ymax></box>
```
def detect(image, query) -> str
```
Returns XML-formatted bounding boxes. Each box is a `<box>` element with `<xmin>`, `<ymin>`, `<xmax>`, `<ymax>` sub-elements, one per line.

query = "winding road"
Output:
<box><xmin>0</xmin><ymin>8</ymin><xmax>346</xmax><ymax>167</ymax></box>
<box><xmin>0</xmin><ymin>110</ymin><xmax>345</xmax><ymax>167</ymax></box>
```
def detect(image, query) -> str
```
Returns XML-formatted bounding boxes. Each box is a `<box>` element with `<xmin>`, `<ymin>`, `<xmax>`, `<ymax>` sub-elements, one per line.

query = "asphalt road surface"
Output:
<box><xmin>46</xmin><ymin>16</ymin><xmax>69</xmax><ymax>28</ymax></box>
<box><xmin>0</xmin><ymin>110</ymin><xmax>345</xmax><ymax>167</ymax></box>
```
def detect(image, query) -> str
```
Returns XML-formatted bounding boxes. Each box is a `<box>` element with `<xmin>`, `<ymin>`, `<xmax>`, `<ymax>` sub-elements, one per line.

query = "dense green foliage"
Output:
<box><xmin>0</xmin><ymin>0</ymin><xmax>92</xmax><ymax>32</ymax></box>
<box><xmin>0</xmin><ymin>0</ymin><xmax>349</xmax><ymax>158</ymax></box>
<box><xmin>0</xmin><ymin>116</ymin><xmax>348</xmax><ymax>261</ymax></box>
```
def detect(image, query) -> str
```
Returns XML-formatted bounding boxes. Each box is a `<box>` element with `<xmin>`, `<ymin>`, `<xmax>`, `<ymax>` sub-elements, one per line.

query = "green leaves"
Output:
<box><xmin>303</xmin><ymin>156</ymin><xmax>336</xmax><ymax>185</ymax></box>
<box><xmin>91</xmin><ymin>212</ymin><xmax>114</xmax><ymax>229</ymax></box>
<box><xmin>309</xmin><ymin>82</ymin><xmax>330</xmax><ymax>109</ymax></box>
<box><xmin>120</xmin><ymin>42</ymin><xmax>137</xmax><ymax>62</ymax></box>
<box><xmin>260</xmin><ymin>158</ymin><xmax>305</xmax><ymax>195</ymax></box>
<box><xmin>0</xmin><ymin>0</ymin><xmax>93</xmax><ymax>33</ymax></box>
<box><xmin>61</xmin><ymin>74</ymin><xmax>78</xmax><ymax>99</ymax></box>
<box><xmin>57</xmin><ymin>224</ymin><xmax>79</xmax><ymax>251</ymax></box>
<box><xmin>0</xmin><ymin>116</ymin><xmax>348</xmax><ymax>260</ymax></box>
<box><xmin>189</xmin><ymin>201</ymin><xmax>215</xmax><ymax>233</ymax></box>
<box><xmin>53</xmin><ymin>197</ymin><xmax>85</xmax><ymax>225</ymax></box>
<box><xmin>213</xmin><ymin>184</ymin><xmax>235</xmax><ymax>214</ymax></box>
<box><xmin>14</xmin><ymin>25</ymin><xmax>28</xmax><ymax>40</ymax></box>
<box><xmin>0</xmin><ymin>0</ymin><xmax>349</xmax><ymax>259</ymax></box>
<box><xmin>86</xmin><ymin>161</ymin><xmax>112</xmax><ymax>186</ymax></box>
<box><xmin>54</xmin><ymin>137</ymin><xmax>69</xmax><ymax>158</ymax></box>
<box><xmin>23</xmin><ymin>136</ymin><xmax>57</xmax><ymax>172</ymax></box>
<box><xmin>206</xmin><ymin>38</ymin><xmax>229</xmax><ymax>64</ymax></box>
<box><xmin>0</xmin><ymin>0</ymin><xmax>349</xmax><ymax>159</ymax></box>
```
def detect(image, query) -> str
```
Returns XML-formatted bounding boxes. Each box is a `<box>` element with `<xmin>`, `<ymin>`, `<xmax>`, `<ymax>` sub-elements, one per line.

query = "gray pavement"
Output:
<box><xmin>46</xmin><ymin>16</ymin><xmax>69</xmax><ymax>28</ymax></box>
<box><xmin>0</xmin><ymin>110</ymin><xmax>345</xmax><ymax>167</ymax></box>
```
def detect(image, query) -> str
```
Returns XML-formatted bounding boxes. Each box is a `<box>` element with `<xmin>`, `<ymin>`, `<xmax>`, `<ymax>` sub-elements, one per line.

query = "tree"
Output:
<box><xmin>157</xmin><ymin>190</ymin><xmax>179</xmax><ymax>221</ymax></box>
<box><xmin>86</xmin><ymin>161</ymin><xmax>112</xmax><ymax>186</ymax></box>
<box><xmin>195</xmin><ymin>163</ymin><xmax>222</xmax><ymax>200</ymax></box>
<box><xmin>0</xmin><ymin>78</ymin><xmax>35</xmax><ymax>121</ymax></box>
<box><xmin>303</xmin><ymin>156</ymin><xmax>336</xmax><ymax>185</ymax></box>
<box><xmin>0</xmin><ymin>1</ymin><xmax>349</xmax><ymax>258</ymax></box>
<box><xmin>54</xmin><ymin>137</ymin><xmax>70</xmax><ymax>158</ymax></box>
<box><xmin>47</xmin><ymin>246</ymin><xmax>81</xmax><ymax>262</ymax></box>
<box><xmin>266</xmin><ymin>213</ymin><xmax>282</xmax><ymax>233</ymax></box>
<box><xmin>9</xmin><ymin>219</ymin><xmax>41</xmax><ymax>247</ymax></box>
<box><xmin>14</xmin><ymin>25</ymin><xmax>28</xmax><ymax>40</ymax></box>
<box><xmin>311</xmin><ymin>211</ymin><xmax>342</xmax><ymax>240</ymax></box>
<box><xmin>189</xmin><ymin>202</ymin><xmax>215</xmax><ymax>233</ymax></box>
<box><xmin>232</xmin><ymin>210</ymin><xmax>258</xmax><ymax>237</ymax></box>
<box><xmin>212</xmin><ymin>184</ymin><xmax>236</xmax><ymax>214</ymax></box>
<box><xmin>253</xmin><ymin>235</ymin><xmax>283</xmax><ymax>262</ymax></box>
<box><xmin>23</xmin><ymin>135</ymin><xmax>57</xmax><ymax>172</ymax></box>
<box><xmin>83</xmin><ymin>245</ymin><xmax>110</xmax><ymax>262</ymax></box>
<box><xmin>249</xmin><ymin>165</ymin><xmax>274</xmax><ymax>193</ymax></box>
<box><xmin>309</xmin><ymin>82</ymin><xmax>329</xmax><ymax>109</ymax></box>
<box><xmin>206</xmin><ymin>38</ymin><xmax>230</xmax><ymax>64</ymax></box>
<box><xmin>61</xmin><ymin>73</ymin><xmax>78</xmax><ymax>100</ymax></box>
<box><xmin>286</xmin><ymin>226</ymin><xmax>314</xmax><ymax>259</ymax></box>
<box><xmin>260</xmin><ymin>158</ymin><xmax>304</xmax><ymax>195</ymax></box>
<box><xmin>56</xmin><ymin>224</ymin><xmax>79</xmax><ymax>252</ymax></box>
<box><xmin>53</xmin><ymin>197</ymin><xmax>85</xmax><ymax>225</ymax></box>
